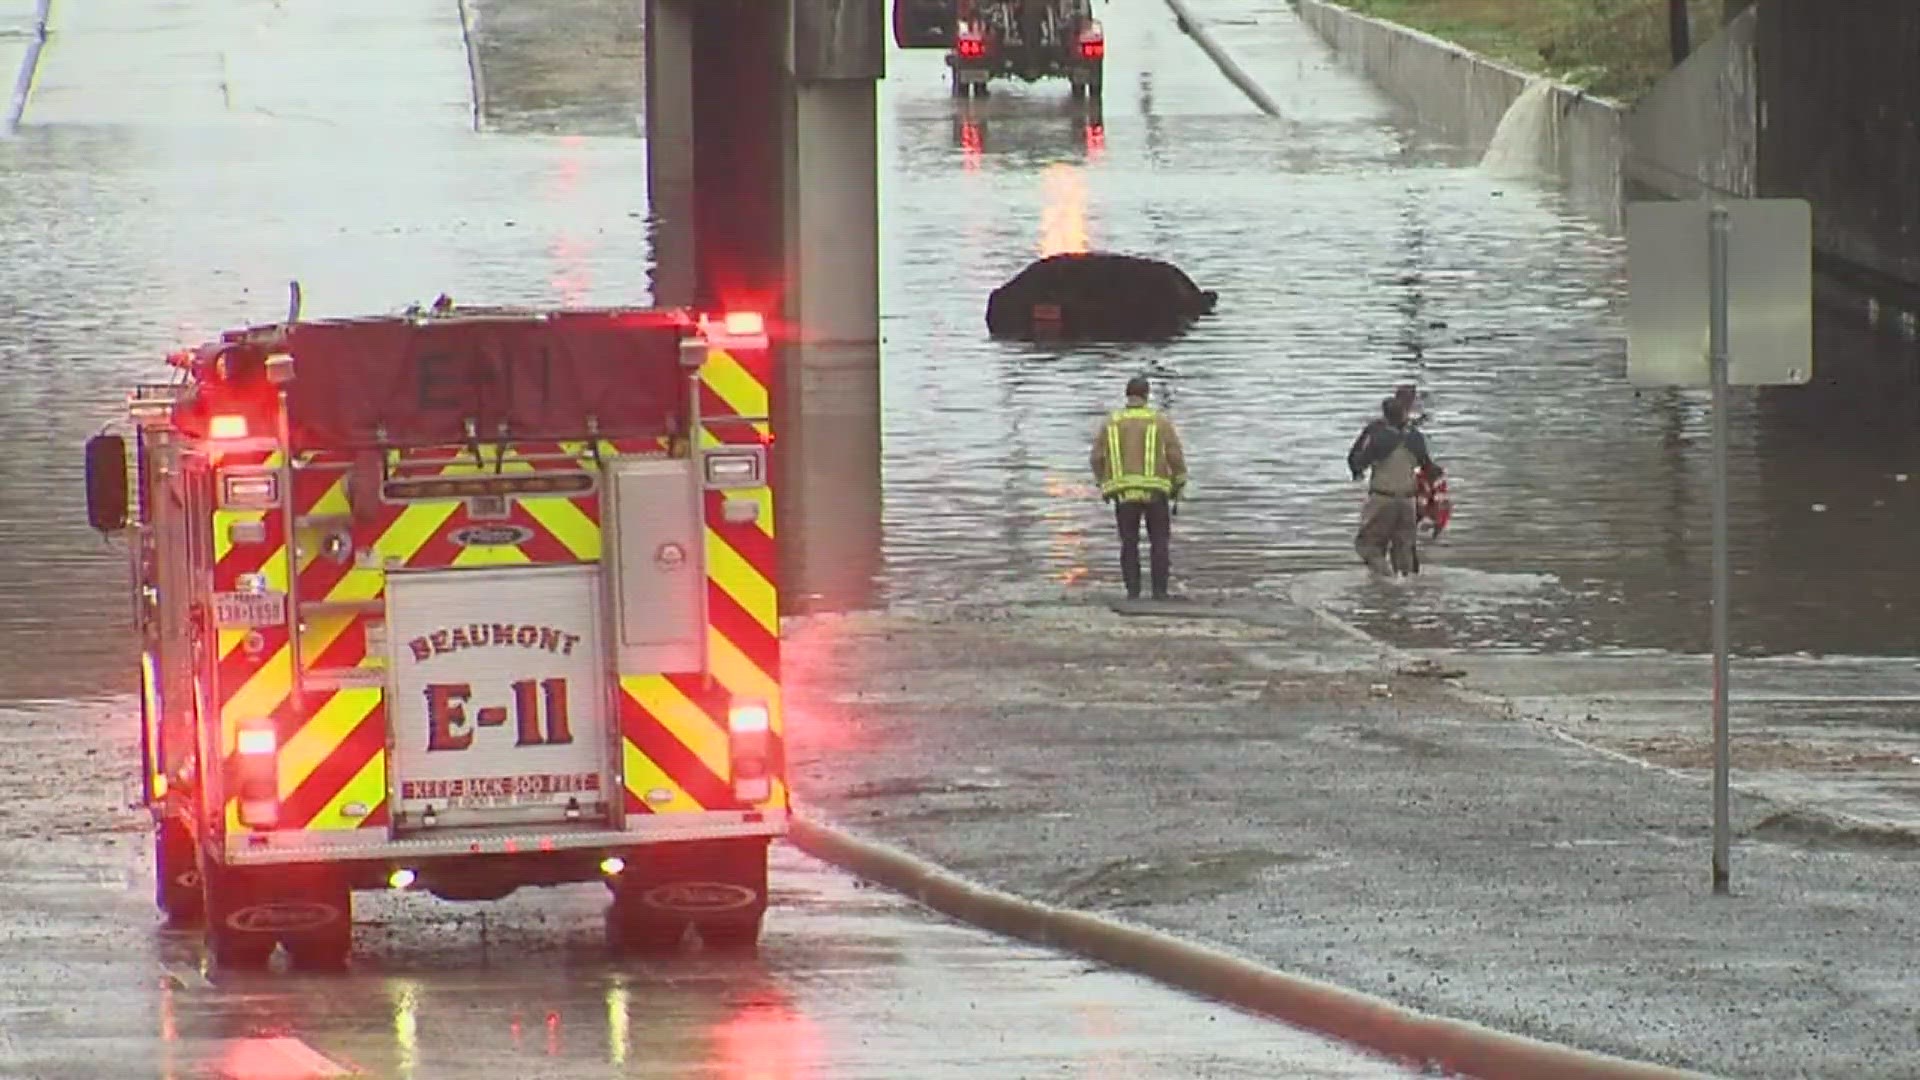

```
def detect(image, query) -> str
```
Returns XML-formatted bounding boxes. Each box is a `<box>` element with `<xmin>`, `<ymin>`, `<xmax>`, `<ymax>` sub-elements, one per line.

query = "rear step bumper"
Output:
<box><xmin>221</xmin><ymin>810</ymin><xmax>787</xmax><ymax>866</ymax></box>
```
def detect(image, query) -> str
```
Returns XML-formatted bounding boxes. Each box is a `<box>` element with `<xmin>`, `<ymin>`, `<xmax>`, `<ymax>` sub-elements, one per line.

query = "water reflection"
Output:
<box><xmin>390</xmin><ymin>979</ymin><xmax>420</xmax><ymax>1078</ymax></box>
<box><xmin>606</xmin><ymin>979</ymin><xmax>630</xmax><ymax>1066</ymax></box>
<box><xmin>947</xmin><ymin>95</ymin><xmax>1106</xmax><ymax>168</ymax></box>
<box><xmin>1039</xmin><ymin>163</ymin><xmax>1090</xmax><ymax>255</ymax></box>
<box><xmin>708</xmin><ymin>985</ymin><xmax>822</xmax><ymax>1080</ymax></box>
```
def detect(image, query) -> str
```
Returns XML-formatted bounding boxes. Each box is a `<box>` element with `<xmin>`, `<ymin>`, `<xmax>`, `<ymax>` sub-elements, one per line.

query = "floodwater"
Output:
<box><xmin>5</xmin><ymin>0</ymin><xmax>1920</xmax><ymax>708</ymax></box>
<box><xmin>872</xmin><ymin>0</ymin><xmax>1920</xmax><ymax>660</ymax></box>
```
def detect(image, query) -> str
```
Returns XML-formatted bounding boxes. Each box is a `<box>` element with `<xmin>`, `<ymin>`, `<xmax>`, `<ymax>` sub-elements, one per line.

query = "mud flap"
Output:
<box><xmin>155</xmin><ymin>816</ymin><xmax>205</xmax><ymax>928</ymax></box>
<box><xmin>200</xmin><ymin>859</ymin><xmax>353</xmax><ymax>972</ymax></box>
<box><xmin>607</xmin><ymin>837</ymin><xmax>770</xmax><ymax>955</ymax></box>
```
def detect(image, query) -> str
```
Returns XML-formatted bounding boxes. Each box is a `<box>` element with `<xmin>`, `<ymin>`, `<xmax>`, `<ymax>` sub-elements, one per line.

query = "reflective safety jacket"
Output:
<box><xmin>1090</xmin><ymin>401</ymin><xmax>1187</xmax><ymax>503</ymax></box>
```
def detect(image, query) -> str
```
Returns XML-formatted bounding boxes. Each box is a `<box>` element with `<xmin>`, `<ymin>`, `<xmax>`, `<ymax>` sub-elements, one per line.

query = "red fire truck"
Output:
<box><xmin>85</xmin><ymin>296</ymin><xmax>787</xmax><ymax>969</ymax></box>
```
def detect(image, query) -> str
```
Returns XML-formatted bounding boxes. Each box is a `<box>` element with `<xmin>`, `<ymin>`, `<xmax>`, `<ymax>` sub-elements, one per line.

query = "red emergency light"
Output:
<box><xmin>1079</xmin><ymin>23</ymin><xmax>1104</xmax><ymax>60</ymax></box>
<box><xmin>209</xmin><ymin>414</ymin><xmax>250</xmax><ymax>440</ymax></box>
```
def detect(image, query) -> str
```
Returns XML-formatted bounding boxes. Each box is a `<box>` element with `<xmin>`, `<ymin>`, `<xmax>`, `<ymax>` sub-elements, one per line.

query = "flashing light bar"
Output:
<box><xmin>600</xmin><ymin>856</ymin><xmax>626</xmax><ymax>876</ymax></box>
<box><xmin>697</xmin><ymin>310</ymin><xmax>770</xmax><ymax>345</ymax></box>
<box><xmin>209</xmin><ymin>414</ymin><xmax>250</xmax><ymax>440</ymax></box>
<box><xmin>382</xmin><ymin>472</ymin><xmax>594</xmax><ymax>502</ymax></box>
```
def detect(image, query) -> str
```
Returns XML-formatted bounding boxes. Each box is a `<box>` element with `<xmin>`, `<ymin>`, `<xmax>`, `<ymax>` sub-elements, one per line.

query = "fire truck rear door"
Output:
<box><xmin>385</xmin><ymin>565</ymin><xmax>611</xmax><ymax>831</ymax></box>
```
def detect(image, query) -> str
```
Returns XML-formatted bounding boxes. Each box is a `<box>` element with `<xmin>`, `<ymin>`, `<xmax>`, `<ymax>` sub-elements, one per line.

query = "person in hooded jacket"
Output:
<box><xmin>1347</xmin><ymin>395</ymin><xmax>1443</xmax><ymax>577</ymax></box>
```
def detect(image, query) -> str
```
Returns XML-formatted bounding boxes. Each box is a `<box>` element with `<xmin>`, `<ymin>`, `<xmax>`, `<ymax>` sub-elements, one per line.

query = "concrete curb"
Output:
<box><xmin>4</xmin><ymin>0</ymin><xmax>52</xmax><ymax>136</ymax></box>
<box><xmin>1160</xmin><ymin>0</ymin><xmax>1283</xmax><ymax>118</ymax></box>
<box><xmin>454</xmin><ymin>0</ymin><xmax>486</xmax><ymax>133</ymax></box>
<box><xmin>790</xmin><ymin>815</ymin><xmax>1715</xmax><ymax>1080</ymax></box>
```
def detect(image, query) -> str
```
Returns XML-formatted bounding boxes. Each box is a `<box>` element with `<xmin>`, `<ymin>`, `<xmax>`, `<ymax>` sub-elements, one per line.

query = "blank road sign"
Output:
<box><xmin>1626</xmin><ymin>199</ymin><xmax>1812</xmax><ymax>388</ymax></box>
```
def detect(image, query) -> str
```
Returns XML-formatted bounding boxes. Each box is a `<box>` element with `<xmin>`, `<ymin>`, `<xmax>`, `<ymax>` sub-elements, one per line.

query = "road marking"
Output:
<box><xmin>3</xmin><ymin>0</ymin><xmax>52</xmax><ymax>134</ymax></box>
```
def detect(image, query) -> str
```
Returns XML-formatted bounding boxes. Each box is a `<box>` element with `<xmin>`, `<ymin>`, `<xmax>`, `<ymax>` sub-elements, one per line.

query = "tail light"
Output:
<box><xmin>208</xmin><ymin>414</ymin><xmax>250</xmax><ymax>440</ymax></box>
<box><xmin>956</xmin><ymin>30</ymin><xmax>986</xmax><ymax>58</ymax></box>
<box><xmin>728</xmin><ymin>703</ymin><xmax>774</xmax><ymax>804</ymax></box>
<box><xmin>235</xmin><ymin>720</ymin><xmax>279</xmax><ymax>828</ymax></box>
<box><xmin>1079</xmin><ymin>23</ymin><xmax>1104</xmax><ymax>59</ymax></box>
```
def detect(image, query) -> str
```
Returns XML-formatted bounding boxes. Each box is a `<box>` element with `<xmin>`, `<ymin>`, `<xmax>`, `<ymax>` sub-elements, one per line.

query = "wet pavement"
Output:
<box><xmin>0</xmin><ymin>802</ymin><xmax>1413</xmax><ymax>1078</ymax></box>
<box><xmin>785</xmin><ymin>594</ymin><xmax>1920</xmax><ymax>1079</ymax></box>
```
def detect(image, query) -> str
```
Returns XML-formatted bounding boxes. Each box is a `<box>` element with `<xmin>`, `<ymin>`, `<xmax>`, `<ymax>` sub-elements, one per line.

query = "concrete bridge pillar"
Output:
<box><xmin>781</xmin><ymin>2</ymin><xmax>886</xmax><ymax>613</ymax></box>
<box><xmin>644</xmin><ymin>0</ymin><xmax>886</xmax><ymax>612</ymax></box>
<box><xmin>642</xmin><ymin>0</ymin><xmax>696</xmax><ymax>306</ymax></box>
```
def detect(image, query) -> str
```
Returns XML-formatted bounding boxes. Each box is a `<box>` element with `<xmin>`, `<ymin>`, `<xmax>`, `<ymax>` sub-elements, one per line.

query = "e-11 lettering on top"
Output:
<box><xmin>412</xmin><ymin>341</ymin><xmax>555</xmax><ymax>412</ymax></box>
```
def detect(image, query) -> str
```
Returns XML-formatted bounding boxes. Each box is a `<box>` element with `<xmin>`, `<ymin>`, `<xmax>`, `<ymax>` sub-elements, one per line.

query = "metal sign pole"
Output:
<box><xmin>1708</xmin><ymin>204</ymin><xmax>1732</xmax><ymax>895</ymax></box>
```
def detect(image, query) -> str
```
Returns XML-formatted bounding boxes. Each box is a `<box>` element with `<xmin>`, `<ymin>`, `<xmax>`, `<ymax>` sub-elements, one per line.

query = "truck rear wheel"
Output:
<box><xmin>155</xmin><ymin>816</ymin><xmax>205</xmax><ymax>928</ymax></box>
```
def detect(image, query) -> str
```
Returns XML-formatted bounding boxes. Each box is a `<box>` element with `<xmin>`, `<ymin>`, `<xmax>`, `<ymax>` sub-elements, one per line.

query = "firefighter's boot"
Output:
<box><xmin>1120</xmin><ymin>548</ymin><xmax>1143</xmax><ymax>600</ymax></box>
<box><xmin>1150</xmin><ymin>555</ymin><xmax>1170</xmax><ymax>600</ymax></box>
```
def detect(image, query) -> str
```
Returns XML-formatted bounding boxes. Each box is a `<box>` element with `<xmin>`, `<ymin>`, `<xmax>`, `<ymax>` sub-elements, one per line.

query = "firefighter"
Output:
<box><xmin>1347</xmin><ymin>395</ymin><xmax>1442</xmax><ymax>577</ymax></box>
<box><xmin>1345</xmin><ymin>384</ymin><xmax>1421</xmax><ymax>467</ymax></box>
<box><xmin>1090</xmin><ymin>374</ymin><xmax>1186</xmax><ymax>599</ymax></box>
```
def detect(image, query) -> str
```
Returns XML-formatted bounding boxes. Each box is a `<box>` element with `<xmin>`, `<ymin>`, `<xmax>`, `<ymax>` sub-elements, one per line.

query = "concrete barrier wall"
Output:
<box><xmin>1622</xmin><ymin>6</ymin><xmax>1758</xmax><ymax>202</ymax></box>
<box><xmin>1291</xmin><ymin>0</ymin><xmax>1626</xmax><ymax>232</ymax></box>
<box><xmin>1756</xmin><ymin>0</ymin><xmax>1920</xmax><ymax>295</ymax></box>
